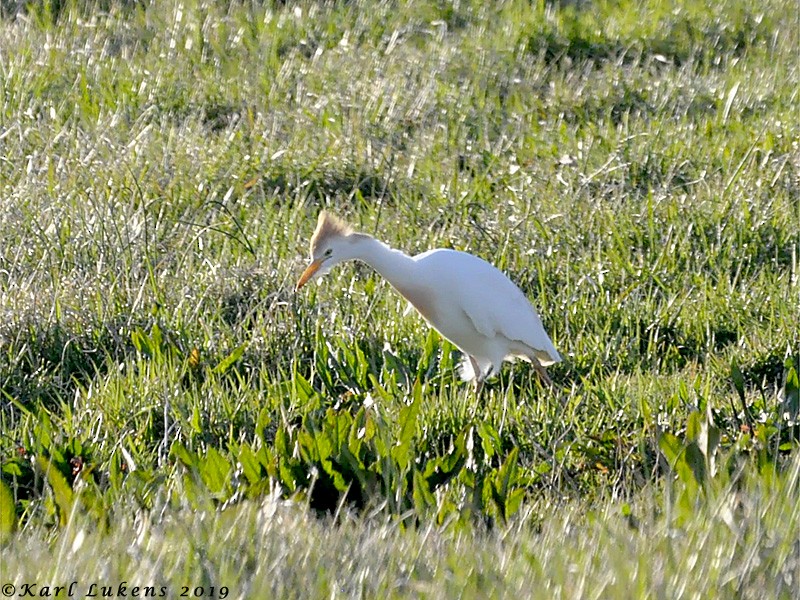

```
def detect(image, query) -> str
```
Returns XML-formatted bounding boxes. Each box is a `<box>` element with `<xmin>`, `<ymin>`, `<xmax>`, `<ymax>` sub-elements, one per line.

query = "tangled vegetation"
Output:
<box><xmin>0</xmin><ymin>0</ymin><xmax>798</xmax><ymax>596</ymax></box>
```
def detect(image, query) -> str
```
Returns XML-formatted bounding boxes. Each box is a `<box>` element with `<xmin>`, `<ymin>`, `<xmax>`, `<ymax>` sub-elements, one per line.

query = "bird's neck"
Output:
<box><xmin>352</xmin><ymin>234</ymin><xmax>417</xmax><ymax>290</ymax></box>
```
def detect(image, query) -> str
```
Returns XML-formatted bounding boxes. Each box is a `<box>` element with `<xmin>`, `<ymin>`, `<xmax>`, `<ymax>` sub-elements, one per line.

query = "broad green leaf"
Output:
<box><xmin>34</xmin><ymin>411</ymin><xmax>53</xmax><ymax>453</ymax></box>
<box><xmin>170</xmin><ymin>442</ymin><xmax>198</xmax><ymax>470</ymax></box>
<box><xmin>150</xmin><ymin>323</ymin><xmax>163</xmax><ymax>358</ymax></box>
<box><xmin>684</xmin><ymin>442</ymin><xmax>707</xmax><ymax>486</ymax></box>
<box><xmin>108</xmin><ymin>451</ymin><xmax>123</xmax><ymax>490</ymax></box>
<box><xmin>257</xmin><ymin>445</ymin><xmax>277</xmax><ymax>479</ymax></box>
<box><xmin>658</xmin><ymin>432</ymin><xmax>683</xmax><ymax>467</ymax></box>
<box><xmin>277</xmin><ymin>459</ymin><xmax>298</xmax><ymax>492</ymax></box>
<box><xmin>413</xmin><ymin>469</ymin><xmax>435</xmax><ymax>515</ymax></box>
<box><xmin>686</xmin><ymin>411</ymin><xmax>702</xmax><ymax>443</ymax></box>
<box><xmin>358</xmin><ymin>345</ymin><xmax>370</xmax><ymax>389</ymax></box>
<box><xmin>348</xmin><ymin>407</ymin><xmax>368</xmax><ymax>449</ymax></box>
<box><xmin>399</xmin><ymin>389</ymin><xmax>421</xmax><ymax>447</ymax></box>
<box><xmin>292</xmin><ymin>369</ymin><xmax>315</xmax><ymax>403</ymax></box>
<box><xmin>337</xmin><ymin>443</ymin><xmax>369</xmax><ymax>486</ymax></box>
<box><xmin>131</xmin><ymin>328</ymin><xmax>151</xmax><ymax>356</ymax></box>
<box><xmin>477</xmin><ymin>421</ymin><xmax>501</xmax><ymax>460</ymax></box>
<box><xmin>782</xmin><ymin>362</ymin><xmax>799</xmax><ymax>418</ymax></box>
<box><xmin>423</xmin><ymin>453</ymin><xmax>466</xmax><ymax>491</ymax></box>
<box><xmin>214</xmin><ymin>343</ymin><xmax>246</xmax><ymax>374</ymax></box>
<box><xmin>297</xmin><ymin>430</ymin><xmax>319</xmax><ymax>463</ymax></box>
<box><xmin>505</xmin><ymin>488</ymin><xmax>525</xmax><ymax>520</ymax></box>
<box><xmin>324</xmin><ymin>408</ymin><xmax>351</xmax><ymax>453</ymax></box>
<box><xmin>36</xmin><ymin>457</ymin><xmax>73</xmax><ymax>527</ymax></box>
<box><xmin>418</xmin><ymin>330</ymin><xmax>439</xmax><ymax>377</ymax></box>
<box><xmin>2</xmin><ymin>461</ymin><xmax>23</xmax><ymax>478</ymax></box>
<box><xmin>0</xmin><ymin>478</ymin><xmax>16</xmax><ymax>541</ymax></box>
<box><xmin>256</xmin><ymin>406</ymin><xmax>272</xmax><ymax>437</ymax></box>
<box><xmin>496</xmin><ymin>447</ymin><xmax>520</xmax><ymax>499</ymax></box>
<box><xmin>275</xmin><ymin>426</ymin><xmax>291</xmax><ymax>457</ymax></box>
<box><xmin>190</xmin><ymin>404</ymin><xmax>202</xmax><ymax>433</ymax></box>
<box><xmin>179</xmin><ymin>471</ymin><xmax>204</xmax><ymax>509</ymax></box>
<box><xmin>313</xmin><ymin>428</ymin><xmax>334</xmax><ymax>463</ymax></box>
<box><xmin>201</xmin><ymin>447</ymin><xmax>231</xmax><ymax>494</ymax></box>
<box><xmin>238</xmin><ymin>444</ymin><xmax>262</xmax><ymax>484</ymax></box>
<box><xmin>320</xmin><ymin>458</ymin><xmax>348</xmax><ymax>492</ymax></box>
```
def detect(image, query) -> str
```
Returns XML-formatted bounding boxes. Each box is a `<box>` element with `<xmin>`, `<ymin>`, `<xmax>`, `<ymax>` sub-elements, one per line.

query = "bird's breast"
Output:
<box><xmin>394</xmin><ymin>284</ymin><xmax>439</xmax><ymax>324</ymax></box>
<box><xmin>394</xmin><ymin>283</ymin><xmax>491</xmax><ymax>356</ymax></box>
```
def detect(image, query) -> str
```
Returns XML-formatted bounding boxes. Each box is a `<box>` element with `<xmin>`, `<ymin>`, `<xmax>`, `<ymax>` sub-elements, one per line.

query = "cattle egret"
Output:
<box><xmin>296</xmin><ymin>211</ymin><xmax>561</xmax><ymax>389</ymax></box>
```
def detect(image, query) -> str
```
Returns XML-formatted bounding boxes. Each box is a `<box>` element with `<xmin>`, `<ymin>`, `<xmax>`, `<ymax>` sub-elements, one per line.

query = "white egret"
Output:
<box><xmin>296</xmin><ymin>211</ymin><xmax>561</xmax><ymax>389</ymax></box>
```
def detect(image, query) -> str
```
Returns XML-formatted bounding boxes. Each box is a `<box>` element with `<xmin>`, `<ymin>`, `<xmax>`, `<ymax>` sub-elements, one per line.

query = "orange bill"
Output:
<box><xmin>295</xmin><ymin>259</ymin><xmax>323</xmax><ymax>291</ymax></box>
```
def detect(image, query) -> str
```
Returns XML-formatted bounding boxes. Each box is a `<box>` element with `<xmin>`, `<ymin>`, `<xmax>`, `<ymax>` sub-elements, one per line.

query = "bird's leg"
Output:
<box><xmin>532</xmin><ymin>358</ymin><xmax>553</xmax><ymax>387</ymax></box>
<box><xmin>469</xmin><ymin>356</ymin><xmax>484</xmax><ymax>395</ymax></box>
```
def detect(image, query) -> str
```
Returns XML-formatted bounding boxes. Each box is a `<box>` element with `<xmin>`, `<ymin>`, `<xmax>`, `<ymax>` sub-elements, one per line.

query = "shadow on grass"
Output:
<box><xmin>0</xmin><ymin>320</ymin><xmax>122</xmax><ymax>410</ymax></box>
<box><xmin>525</xmin><ymin>4</ymin><xmax>771</xmax><ymax>69</ymax></box>
<box><xmin>254</xmin><ymin>162</ymin><xmax>402</xmax><ymax>207</ymax></box>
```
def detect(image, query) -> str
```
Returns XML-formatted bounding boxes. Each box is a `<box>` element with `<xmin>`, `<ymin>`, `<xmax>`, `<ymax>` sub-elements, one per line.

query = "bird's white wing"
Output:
<box><xmin>428</xmin><ymin>250</ymin><xmax>561</xmax><ymax>365</ymax></box>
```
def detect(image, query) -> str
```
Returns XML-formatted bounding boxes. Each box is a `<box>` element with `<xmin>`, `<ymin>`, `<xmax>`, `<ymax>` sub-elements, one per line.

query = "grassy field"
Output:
<box><xmin>0</xmin><ymin>0</ymin><xmax>798</xmax><ymax>597</ymax></box>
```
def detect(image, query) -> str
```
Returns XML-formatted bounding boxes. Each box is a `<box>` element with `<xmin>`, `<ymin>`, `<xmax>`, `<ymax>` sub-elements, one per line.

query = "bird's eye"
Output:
<box><xmin>324</xmin><ymin>248</ymin><xmax>333</xmax><ymax>257</ymax></box>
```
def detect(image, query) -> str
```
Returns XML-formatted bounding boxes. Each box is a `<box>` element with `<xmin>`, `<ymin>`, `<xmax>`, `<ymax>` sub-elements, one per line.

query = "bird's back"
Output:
<box><xmin>412</xmin><ymin>249</ymin><xmax>560</xmax><ymax>365</ymax></box>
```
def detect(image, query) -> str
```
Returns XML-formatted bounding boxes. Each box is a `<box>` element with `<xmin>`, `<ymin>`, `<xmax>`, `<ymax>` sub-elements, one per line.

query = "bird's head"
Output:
<box><xmin>296</xmin><ymin>211</ymin><xmax>356</xmax><ymax>290</ymax></box>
